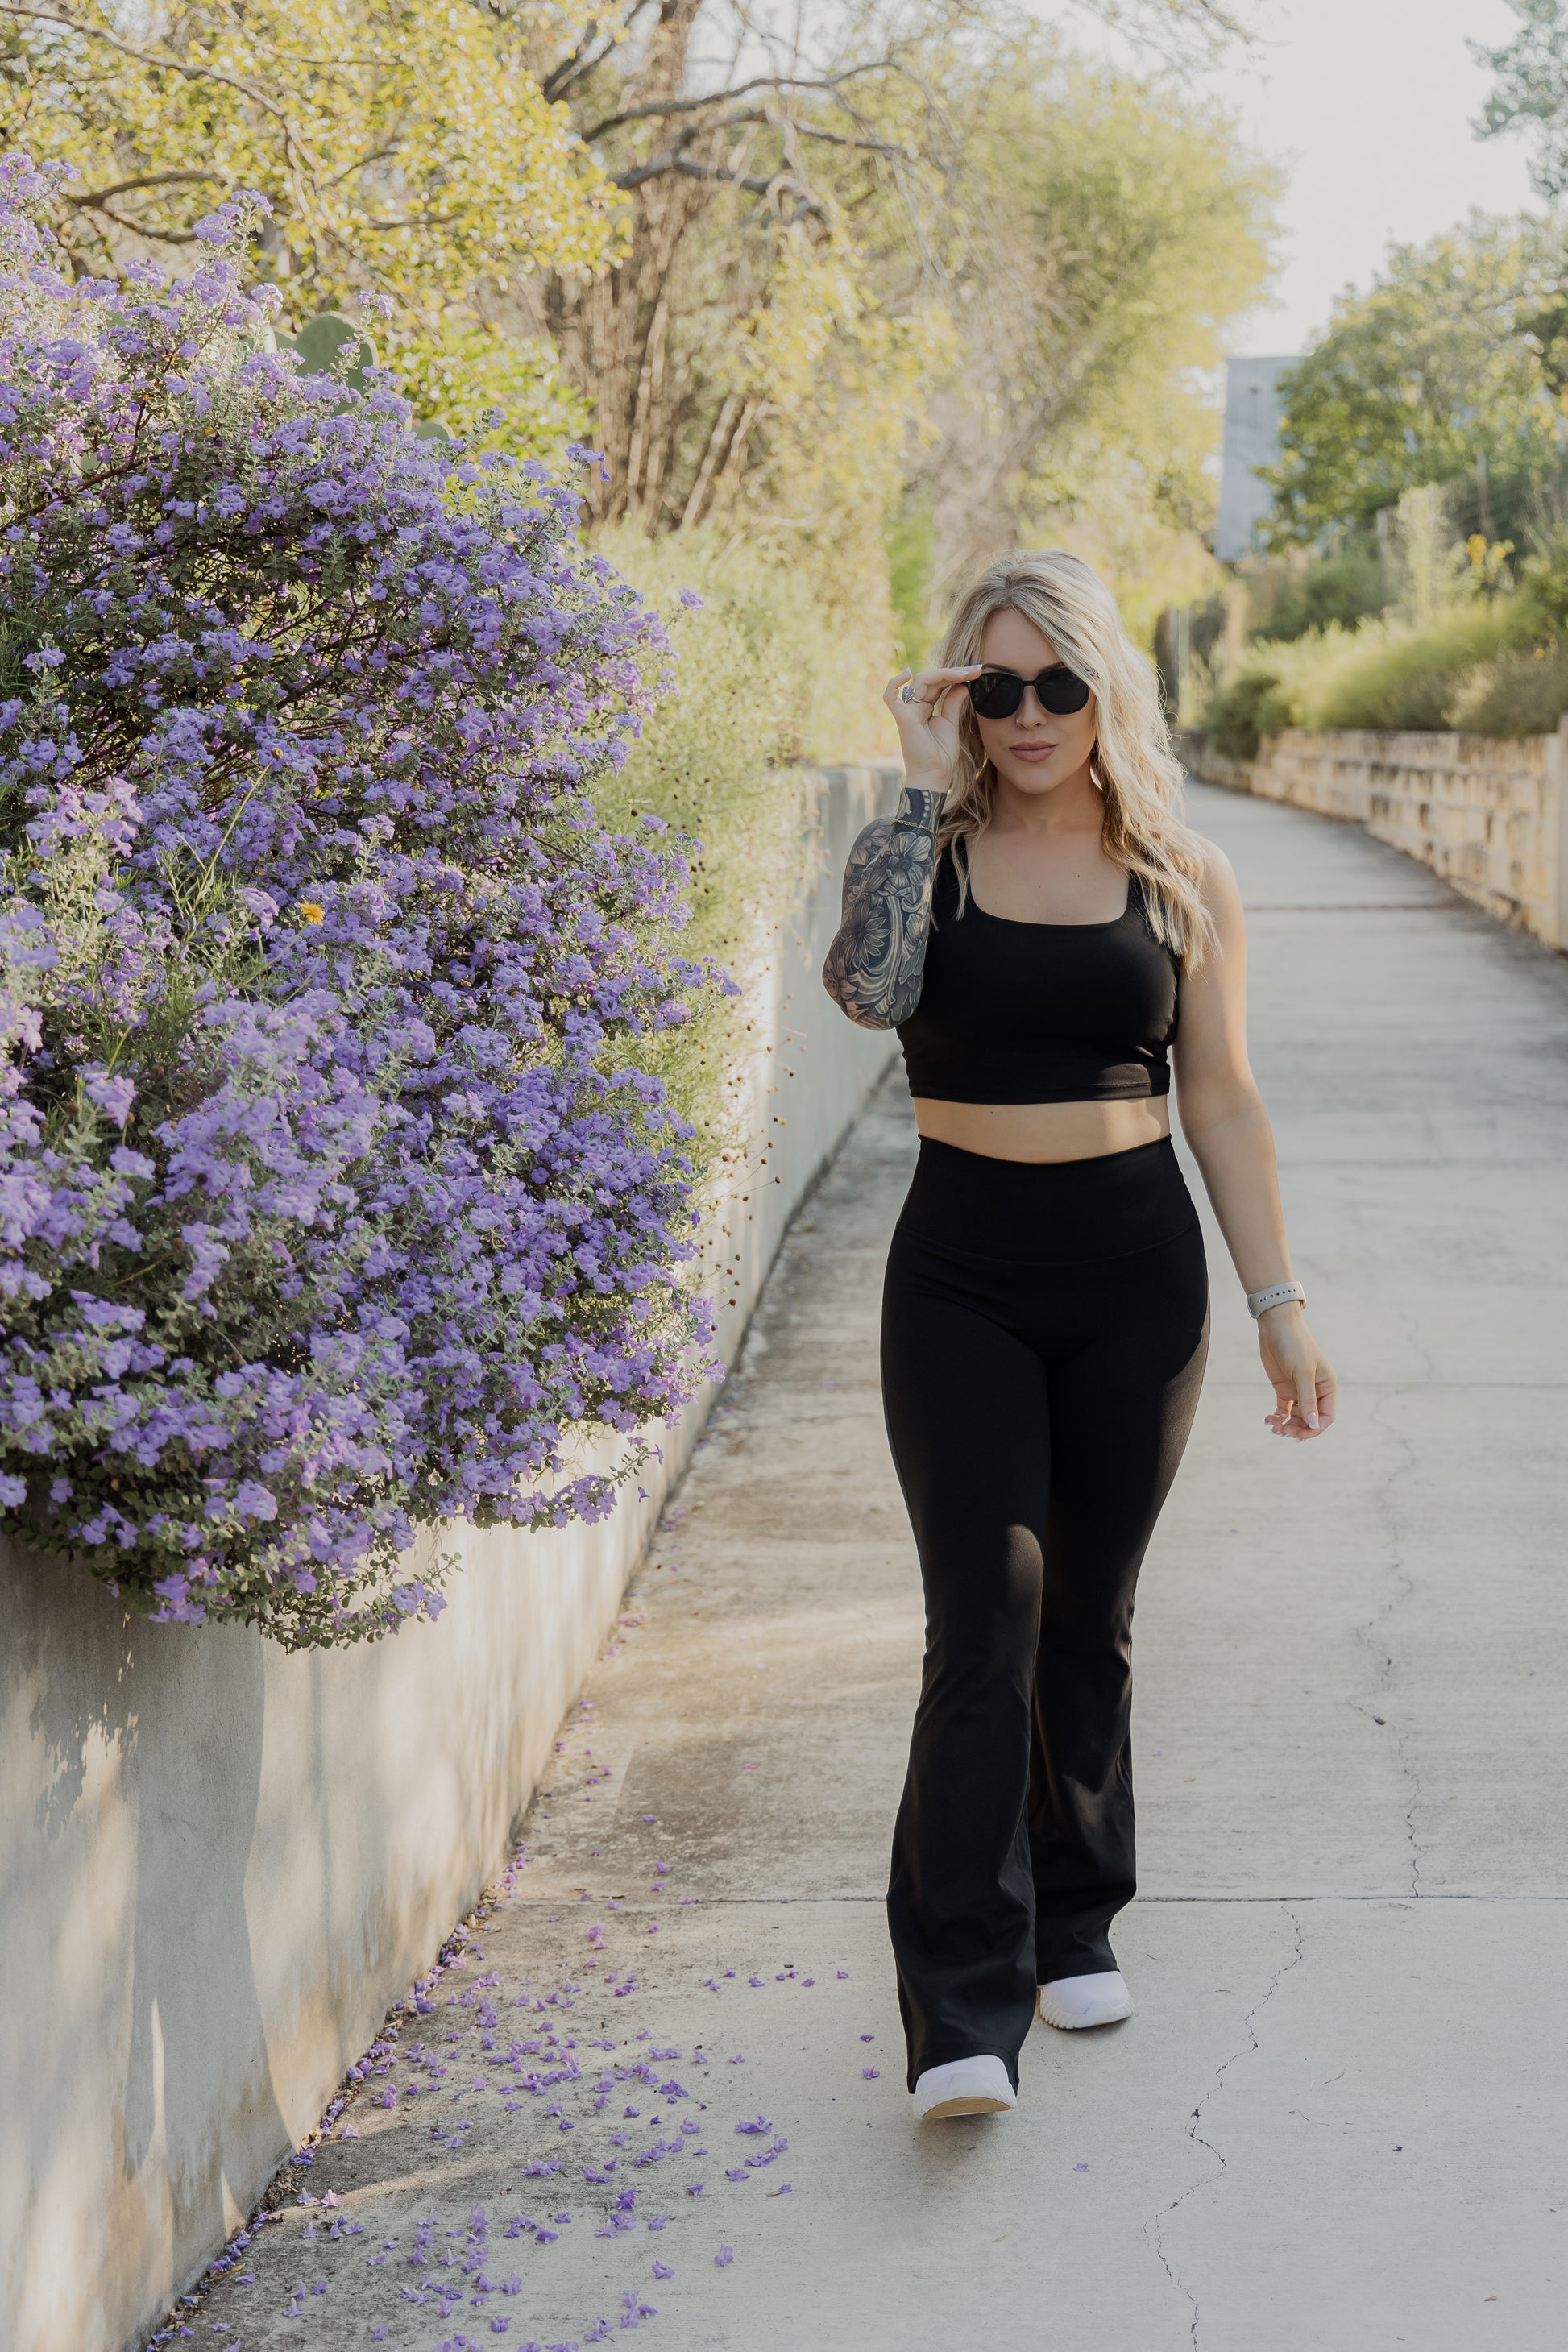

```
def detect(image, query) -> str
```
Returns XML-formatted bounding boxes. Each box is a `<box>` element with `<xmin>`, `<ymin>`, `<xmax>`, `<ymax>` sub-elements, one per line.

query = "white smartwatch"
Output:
<box><xmin>1247</xmin><ymin>1280</ymin><xmax>1305</xmax><ymax>1319</ymax></box>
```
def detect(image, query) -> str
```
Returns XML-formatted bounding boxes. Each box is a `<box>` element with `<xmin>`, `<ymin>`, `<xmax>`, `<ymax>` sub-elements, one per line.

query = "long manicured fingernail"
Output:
<box><xmin>1305</xmin><ymin>1412</ymin><xmax>1320</xmax><ymax>1429</ymax></box>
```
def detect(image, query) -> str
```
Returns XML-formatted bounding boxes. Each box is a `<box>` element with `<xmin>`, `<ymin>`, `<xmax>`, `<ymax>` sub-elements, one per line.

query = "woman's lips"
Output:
<box><xmin>1010</xmin><ymin>741</ymin><xmax>1056</xmax><ymax>760</ymax></box>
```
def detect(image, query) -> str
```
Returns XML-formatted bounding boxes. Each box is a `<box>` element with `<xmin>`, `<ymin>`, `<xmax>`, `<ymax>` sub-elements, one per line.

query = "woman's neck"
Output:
<box><xmin>987</xmin><ymin>757</ymin><xmax>1101</xmax><ymax>840</ymax></box>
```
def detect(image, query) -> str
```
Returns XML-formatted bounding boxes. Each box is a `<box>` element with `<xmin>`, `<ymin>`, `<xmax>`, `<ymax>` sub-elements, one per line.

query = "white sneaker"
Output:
<box><xmin>1037</xmin><ymin>1970</ymin><xmax>1134</xmax><ymax>2031</ymax></box>
<box><xmin>913</xmin><ymin>2055</ymin><xmax>1018</xmax><ymax>2120</ymax></box>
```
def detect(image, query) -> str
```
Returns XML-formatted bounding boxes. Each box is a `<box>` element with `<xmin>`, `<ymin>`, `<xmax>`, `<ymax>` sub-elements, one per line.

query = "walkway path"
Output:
<box><xmin>186</xmin><ymin>782</ymin><xmax>1568</xmax><ymax>2352</ymax></box>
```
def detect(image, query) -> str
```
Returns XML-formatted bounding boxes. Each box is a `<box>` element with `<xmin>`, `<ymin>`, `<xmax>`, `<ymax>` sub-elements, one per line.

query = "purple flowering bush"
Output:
<box><xmin>0</xmin><ymin>156</ymin><xmax>722</xmax><ymax>1647</ymax></box>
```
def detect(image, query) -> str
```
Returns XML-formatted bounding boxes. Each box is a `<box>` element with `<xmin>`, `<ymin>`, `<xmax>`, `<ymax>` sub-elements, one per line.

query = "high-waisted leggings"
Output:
<box><xmin>881</xmin><ymin>1133</ymin><xmax>1209</xmax><ymax>2091</ymax></box>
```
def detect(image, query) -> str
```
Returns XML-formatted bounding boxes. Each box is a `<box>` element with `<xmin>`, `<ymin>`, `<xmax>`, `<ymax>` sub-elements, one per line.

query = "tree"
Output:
<box><xmin>1475</xmin><ymin>0</ymin><xmax>1568</xmax><ymax>197</ymax></box>
<box><xmin>0</xmin><ymin>0</ymin><xmax>1271</xmax><ymax>636</ymax></box>
<box><xmin>909</xmin><ymin>39</ymin><xmax>1276</xmax><ymax>631</ymax></box>
<box><xmin>0</xmin><ymin>0</ymin><xmax>623</xmax><ymax>445</ymax></box>
<box><xmin>533</xmin><ymin>4</ymin><xmax>1269</xmax><ymax>663</ymax></box>
<box><xmin>1262</xmin><ymin>214</ymin><xmax>1568</xmax><ymax>547</ymax></box>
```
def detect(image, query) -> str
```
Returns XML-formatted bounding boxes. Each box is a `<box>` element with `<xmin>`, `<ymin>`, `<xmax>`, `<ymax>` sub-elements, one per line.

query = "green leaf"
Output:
<box><xmin>291</xmin><ymin>313</ymin><xmax>379</xmax><ymax>390</ymax></box>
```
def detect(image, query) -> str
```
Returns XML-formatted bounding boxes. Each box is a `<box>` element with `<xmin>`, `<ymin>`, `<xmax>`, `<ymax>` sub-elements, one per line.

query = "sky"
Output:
<box><xmin>1067</xmin><ymin>0</ymin><xmax>1545</xmax><ymax>356</ymax></box>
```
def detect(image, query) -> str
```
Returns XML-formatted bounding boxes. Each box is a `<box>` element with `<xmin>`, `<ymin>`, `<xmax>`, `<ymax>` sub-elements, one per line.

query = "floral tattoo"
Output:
<box><xmin>821</xmin><ymin>786</ymin><xmax>944</xmax><ymax>1029</ymax></box>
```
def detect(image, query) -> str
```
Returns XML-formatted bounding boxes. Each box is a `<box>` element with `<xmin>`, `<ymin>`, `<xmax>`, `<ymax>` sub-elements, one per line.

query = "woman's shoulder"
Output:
<box><xmin>1188</xmin><ymin>831</ymin><xmax>1242</xmax><ymax>911</ymax></box>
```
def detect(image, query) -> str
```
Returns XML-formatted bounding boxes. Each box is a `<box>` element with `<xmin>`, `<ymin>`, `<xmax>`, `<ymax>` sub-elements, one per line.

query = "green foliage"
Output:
<box><xmin>1252</xmin><ymin>549</ymin><xmax>1387</xmax><ymax>641</ymax></box>
<box><xmin>1205</xmin><ymin>667</ymin><xmax>1289</xmax><ymax>759</ymax></box>
<box><xmin>1450</xmin><ymin>641</ymin><xmax>1568</xmax><ymax>735</ymax></box>
<box><xmin>886</xmin><ymin>492</ymin><xmax>938</xmax><ymax>670</ymax></box>
<box><xmin>15</xmin><ymin>0</ymin><xmax>621</xmax><ymax>304</ymax></box>
<box><xmin>1475</xmin><ymin>1</ymin><xmax>1568</xmax><ymax>199</ymax></box>
<box><xmin>922</xmin><ymin>36</ymin><xmax>1278</xmax><ymax>630</ymax></box>
<box><xmin>5</xmin><ymin>0</ymin><xmax>621</xmax><ymax>459</ymax></box>
<box><xmin>1263</xmin><ymin>214</ymin><xmax>1568</xmax><ymax>545</ymax></box>
<box><xmin>387</xmin><ymin>317</ymin><xmax>588</xmax><ymax>458</ymax></box>
<box><xmin>587</xmin><ymin>525</ymin><xmax>875</xmax><ymax>1166</ymax></box>
<box><xmin>1508</xmin><ymin>518</ymin><xmax>1568</xmax><ymax>635</ymax></box>
<box><xmin>1207</xmin><ymin>603</ymin><xmax>1515</xmax><ymax>745</ymax></box>
<box><xmin>286</xmin><ymin>312</ymin><xmax>377</xmax><ymax>386</ymax></box>
<box><xmin>1306</xmin><ymin>624</ymin><xmax>1490</xmax><ymax>732</ymax></box>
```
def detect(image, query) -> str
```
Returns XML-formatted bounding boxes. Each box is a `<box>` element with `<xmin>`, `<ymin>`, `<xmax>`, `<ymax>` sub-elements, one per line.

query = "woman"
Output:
<box><xmin>821</xmin><ymin>550</ymin><xmax>1334</xmax><ymax>2123</ymax></box>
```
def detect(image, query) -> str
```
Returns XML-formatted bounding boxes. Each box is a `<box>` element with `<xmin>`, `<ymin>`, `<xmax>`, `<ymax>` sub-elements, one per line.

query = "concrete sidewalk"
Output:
<box><xmin>182</xmin><ymin>782</ymin><xmax>1568</xmax><ymax>2352</ymax></box>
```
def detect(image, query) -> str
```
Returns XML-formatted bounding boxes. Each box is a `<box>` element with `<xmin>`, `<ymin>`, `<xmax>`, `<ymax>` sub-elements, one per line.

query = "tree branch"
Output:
<box><xmin>64</xmin><ymin>169</ymin><xmax>227</xmax><ymax>209</ymax></box>
<box><xmin>612</xmin><ymin>151</ymin><xmax>829</xmax><ymax>219</ymax></box>
<box><xmin>0</xmin><ymin>3</ymin><xmax>299</xmax><ymax>135</ymax></box>
<box><xmin>580</xmin><ymin>58</ymin><xmax>898</xmax><ymax>146</ymax></box>
<box><xmin>79</xmin><ymin>204</ymin><xmax>205</xmax><ymax>244</ymax></box>
<box><xmin>541</xmin><ymin>0</ymin><xmax>657</xmax><ymax>105</ymax></box>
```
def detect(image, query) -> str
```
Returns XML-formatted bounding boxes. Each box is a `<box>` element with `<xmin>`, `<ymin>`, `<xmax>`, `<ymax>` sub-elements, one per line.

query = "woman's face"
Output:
<box><xmin>970</xmin><ymin>607</ymin><xmax>1097</xmax><ymax>801</ymax></box>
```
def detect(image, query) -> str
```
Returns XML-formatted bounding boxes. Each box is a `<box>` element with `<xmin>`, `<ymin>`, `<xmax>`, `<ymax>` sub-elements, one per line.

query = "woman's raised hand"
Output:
<box><xmin>883</xmin><ymin>664</ymin><xmax>983</xmax><ymax>793</ymax></box>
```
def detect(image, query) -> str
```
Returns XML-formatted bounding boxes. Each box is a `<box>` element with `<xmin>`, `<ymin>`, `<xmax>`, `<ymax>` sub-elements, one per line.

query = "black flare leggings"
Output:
<box><xmin>881</xmin><ymin>1134</ymin><xmax>1209</xmax><ymax>2092</ymax></box>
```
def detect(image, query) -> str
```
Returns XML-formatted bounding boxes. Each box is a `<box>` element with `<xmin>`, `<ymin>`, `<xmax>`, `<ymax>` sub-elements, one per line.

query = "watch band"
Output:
<box><xmin>1247</xmin><ymin>1280</ymin><xmax>1305</xmax><ymax>1319</ymax></box>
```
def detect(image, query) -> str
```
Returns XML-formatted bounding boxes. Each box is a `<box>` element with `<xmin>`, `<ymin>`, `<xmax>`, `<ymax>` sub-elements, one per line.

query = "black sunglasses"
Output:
<box><xmin>967</xmin><ymin>663</ymin><xmax>1092</xmax><ymax>720</ymax></box>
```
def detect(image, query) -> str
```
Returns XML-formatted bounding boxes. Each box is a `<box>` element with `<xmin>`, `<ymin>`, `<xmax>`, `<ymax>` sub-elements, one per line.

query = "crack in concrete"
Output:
<box><xmin>1365</xmin><ymin>1369</ymin><xmax>1426</xmax><ymax>1901</ymax></box>
<box><xmin>1144</xmin><ymin>1902</ymin><xmax>1306</xmax><ymax>2349</ymax></box>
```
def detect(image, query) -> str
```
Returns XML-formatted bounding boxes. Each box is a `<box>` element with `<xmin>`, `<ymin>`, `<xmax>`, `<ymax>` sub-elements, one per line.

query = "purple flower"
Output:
<box><xmin>714</xmin><ymin>2245</ymin><xmax>734</xmax><ymax>2268</ymax></box>
<box><xmin>0</xmin><ymin>149</ymin><xmax>725</xmax><ymax>1649</ymax></box>
<box><xmin>83</xmin><ymin>1069</ymin><xmax>135</xmax><ymax>1123</ymax></box>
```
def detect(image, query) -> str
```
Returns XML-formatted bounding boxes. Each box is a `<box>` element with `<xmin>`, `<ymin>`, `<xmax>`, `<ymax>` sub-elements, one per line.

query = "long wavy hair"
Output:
<box><xmin>934</xmin><ymin>549</ymin><xmax>1217</xmax><ymax>969</ymax></box>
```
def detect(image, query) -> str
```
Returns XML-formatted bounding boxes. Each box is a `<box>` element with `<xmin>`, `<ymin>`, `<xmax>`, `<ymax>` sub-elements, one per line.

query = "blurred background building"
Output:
<box><xmin>1215</xmin><ymin>358</ymin><xmax>1293</xmax><ymax>562</ymax></box>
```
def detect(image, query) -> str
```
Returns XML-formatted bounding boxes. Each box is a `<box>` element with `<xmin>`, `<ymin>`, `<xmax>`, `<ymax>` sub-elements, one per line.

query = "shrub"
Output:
<box><xmin>588</xmin><ymin>526</ymin><xmax>886</xmax><ymax>1160</ymax></box>
<box><xmin>0</xmin><ymin>158</ymin><xmax>723</xmax><ymax>1648</ymax></box>
<box><xmin>1451</xmin><ymin>643</ymin><xmax>1568</xmax><ymax>736</ymax></box>
<box><xmin>1205</xmin><ymin>602</ymin><xmax>1514</xmax><ymax>749</ymax></box>
<box><xmin>1205</xmin><ymin>667</ymin><xmax>1288</xmax><ymax>760</ymax></box>
<box><xmin>1301</xmin><ymin>604</ymin><xmax>1509</xmax><ymax>730</ymax></box>
<box><xmin>1252</xmin><ymin>549</ymin><xmax>1386</xmax><ymax>643</ymax></box>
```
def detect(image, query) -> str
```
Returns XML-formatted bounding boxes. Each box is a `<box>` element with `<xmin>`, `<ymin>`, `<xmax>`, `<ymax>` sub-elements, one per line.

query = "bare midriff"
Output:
<box><xmin>911</xmin><ymin>1094</ymin><xmax>1172</xmax><ymax>1164</ymax></box>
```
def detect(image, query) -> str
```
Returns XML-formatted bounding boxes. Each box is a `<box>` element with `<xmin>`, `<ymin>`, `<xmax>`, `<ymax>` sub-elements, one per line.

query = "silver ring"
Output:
<box><xmin>900</xmin><ymin>682</ymin><xmax>916</xmax><ymax>704</ymax></box>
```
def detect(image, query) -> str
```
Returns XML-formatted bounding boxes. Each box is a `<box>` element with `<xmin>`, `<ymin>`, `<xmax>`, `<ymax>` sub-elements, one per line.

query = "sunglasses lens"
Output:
<box><xmin>967</xmin><ymin>672</ymin><xmax>1023</xmax><ymax>719</ymax></box>
<box><xmin>1039</xmin><ymin>669</ymin><xmax>1092</xmax><ymax>715</ymax></box>
<box><xmin>968</xmin><ymin>667</ymin><xmax>1091</xmax><ymax>719</ymax></box>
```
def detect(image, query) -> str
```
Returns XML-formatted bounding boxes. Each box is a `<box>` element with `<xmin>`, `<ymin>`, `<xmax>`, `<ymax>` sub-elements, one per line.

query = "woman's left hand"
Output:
<box><xmin>1259</xmin><ymin>1307</ymin><xmax>1336</xmax><ymax>1440</ymax></box>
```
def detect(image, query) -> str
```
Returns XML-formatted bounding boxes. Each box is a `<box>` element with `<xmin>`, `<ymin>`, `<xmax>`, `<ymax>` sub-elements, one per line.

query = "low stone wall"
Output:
<box><xmin>0</xmin><ymin>760</ymin><xmax>902</xmax><ymax>2352</ymax></box>
<box><xmin>1175</xmin><ymin>724</ymin><xmax>1568</xmax><ymax>950</ymax></box>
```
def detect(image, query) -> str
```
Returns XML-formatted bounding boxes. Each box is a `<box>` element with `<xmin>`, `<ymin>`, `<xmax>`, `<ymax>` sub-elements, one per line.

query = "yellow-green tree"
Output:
<box><xmin>911</xmin><ymin>38</ymin><xmax>1278</xmax><ymax>645</ymax></box>
<box><xmin>0</xmin><ymin>0</ymin><xmax>622</xmax><ymax>445</ymax></box>
<box><xmin>1263</xmin><ymin>214</ymin><xmax>1568</xmax><ymax>549</ymax></box>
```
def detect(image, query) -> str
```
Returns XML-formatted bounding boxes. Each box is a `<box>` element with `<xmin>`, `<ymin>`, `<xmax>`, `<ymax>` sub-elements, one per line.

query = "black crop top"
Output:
<box><xmin>897</xmin><ymin>852</ymin><xmax>1180</xmax><ymax>1104</ymax></box>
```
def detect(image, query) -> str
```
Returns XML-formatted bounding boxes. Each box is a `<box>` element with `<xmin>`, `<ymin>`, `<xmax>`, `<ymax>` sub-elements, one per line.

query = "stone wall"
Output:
<box><xmin>0</xmin><ymin>761</ymin><xmax>902</xmax><ymax>2352</ymax></box>
<box><xmin>1175</xmin><ymin>724</ymin><xmax>1568</xmax><ymax>951</ymax></box>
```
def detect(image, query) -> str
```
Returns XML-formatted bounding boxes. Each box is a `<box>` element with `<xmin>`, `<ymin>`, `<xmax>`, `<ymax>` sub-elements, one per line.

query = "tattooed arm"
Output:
<box><xmin>821</xmin><ymin>784</ymin><xmax>945</xmax><ymax>1030</ymax></box>
<box><xmin>823</xmin><ymin>657</ymin><xmax>981</xmax><ymax>1027</ymax></box>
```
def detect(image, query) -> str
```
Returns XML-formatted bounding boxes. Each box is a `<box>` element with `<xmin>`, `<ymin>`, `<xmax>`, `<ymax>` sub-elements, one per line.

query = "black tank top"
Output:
<box><xmin>898</xmin><ymin>851</ymin><xmax>1180</xmax><ymax>1104</ymax></box>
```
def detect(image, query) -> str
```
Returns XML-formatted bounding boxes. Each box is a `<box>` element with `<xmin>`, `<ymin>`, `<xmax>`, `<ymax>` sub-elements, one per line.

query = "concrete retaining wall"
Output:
<box><xmin>0</xmin><ymin>760</ymin><xmax>902</xmax><ymax>2352</ymax></box>
<box><xmin>1176</xmin><ymin>724</ymin><xmax>1568</xmax><ymax>949</ymax></box>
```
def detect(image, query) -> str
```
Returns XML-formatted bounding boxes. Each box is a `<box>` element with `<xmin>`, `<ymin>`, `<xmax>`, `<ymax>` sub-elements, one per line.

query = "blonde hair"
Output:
<box><xmin>935</xmin><ymin>549</ymin><xmax>1217</xmax><ymax>969</ymax></box>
